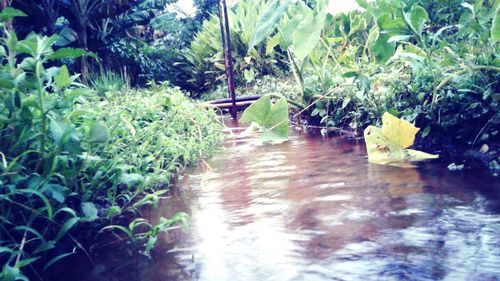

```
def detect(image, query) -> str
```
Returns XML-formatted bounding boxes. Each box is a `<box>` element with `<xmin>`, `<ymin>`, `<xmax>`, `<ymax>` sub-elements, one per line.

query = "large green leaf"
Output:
<box><xmin>406</xmin><ymin>5</ymin><xmax>429</xmax><ymax>36</ymax></box>
<box><xmin>49</xmin><ymin>119</ymin><xmax>81</xmax><ymax>154</ymax></box>
<box><xmin>47</xmin><ymin>48</ymin><xmax>91</xmax><ymax>60</ymax></box>
<box><xmin>248</xmin><ymin>0</ymin><xmax>292</xmax><ymax>50</ymax></box>
<box><xmin>289</xmin><ymin>0</ymin><xmax>328</xmax><ymax>61</ymax></box>
<box><xmin>55</xmin><ymin>217</ymin><xmax>79</xmax><ymax>241</ymax></box>
<box><xmin>372</xmin><ymin>32</ymin><xmax>396</xmax><ymax>63</ymax></box>
<box><xmin>493</xmin><ymin>7</ymin><xmax>500</xmax><ymax>42</ymax></box>
<box><xmin>240</xmin><ymin>95</ymin><xmax>289</xmax><ymax>144</ymax></box>
<box><xmin>377</xmin><ymin>13</ymin><xmax>406</xmax><ymax>31</ymax></box>
<box><xmin>372</xmin><ymin>12</ymin><xmax>406</xmax><ymax>63</ymax></box>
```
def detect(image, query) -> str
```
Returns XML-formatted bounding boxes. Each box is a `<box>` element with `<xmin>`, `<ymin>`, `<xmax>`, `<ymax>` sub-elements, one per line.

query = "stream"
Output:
<box><xmin>73</xmin><ymin>122</ymin><xmax>500</xmax><ymax>281</ymax></box>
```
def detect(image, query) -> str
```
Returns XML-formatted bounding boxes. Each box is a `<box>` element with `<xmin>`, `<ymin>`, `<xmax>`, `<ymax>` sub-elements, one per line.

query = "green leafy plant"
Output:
<box><xmin>240</xmin><ymin>95</ymin><xmax>289</xmax><ymax>144</ymax></box>
<box><xmin>0</xmin><ymin>11</ymin><xmax>222</xmax><ymax>279</ymax></box>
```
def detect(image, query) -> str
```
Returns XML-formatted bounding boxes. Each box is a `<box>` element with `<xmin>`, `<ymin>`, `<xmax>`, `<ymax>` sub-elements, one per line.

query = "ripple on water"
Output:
<box><xmin>75</xmin><ymin>128</ymin><xmax>500</xmax><ymax>281</ymax></box>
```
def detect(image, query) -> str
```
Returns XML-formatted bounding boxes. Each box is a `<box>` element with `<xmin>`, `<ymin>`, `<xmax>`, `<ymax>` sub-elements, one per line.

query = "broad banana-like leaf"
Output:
<box><xmin>364</xmin><ymin>112</ymin><xmax>438</xmax><ymax>167</ymax></box>
<box><xmin>239</xmin><ymin>95</ymin><xmax>289</xmax><ymax>144</ymax></box>
<box><xmin>277</xmin><ymin>0</ymin><xmax>328</xmax><ymax>61</ymax></box>
<box><xmin>248</xmin><ymin>0</ymin><xmax>292</xmax><ymax>51</ymax></box>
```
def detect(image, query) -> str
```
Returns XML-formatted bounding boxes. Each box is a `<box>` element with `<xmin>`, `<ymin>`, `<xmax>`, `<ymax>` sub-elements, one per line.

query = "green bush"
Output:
<box><xmin>175</xmin><ymin>0</ymin><xmax>287</xmax><ymax>95</ymax></box>
<box><xmin>0</xmin><ymin>19</ymin><xmax>221</xmax><ymax>279</ymax></box>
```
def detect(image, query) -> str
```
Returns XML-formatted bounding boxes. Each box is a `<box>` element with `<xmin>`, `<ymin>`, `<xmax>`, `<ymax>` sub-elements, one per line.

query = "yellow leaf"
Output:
<box><xmin>406</xmin><ymin>149</ymin><xmax>439</xmax><ymax>161</ymax></box>
<box><xmin>364</xmin><ymin>126</ymin><xmax>407</xmax><ymax>165</ymax></box>
<box><xmin>364</xmin><ymin>112</ymin><xmax>438</xmax><ymax>167</ymax></box>
<box><xmin>381</xmin><ymin>112</ymin><xmax>419</xmax><ymax>149</ymax></box>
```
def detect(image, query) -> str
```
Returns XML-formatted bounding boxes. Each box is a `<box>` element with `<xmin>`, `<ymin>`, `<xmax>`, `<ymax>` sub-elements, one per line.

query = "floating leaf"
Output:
<box><xmin>240</xmin><ymin>95</ymin><xmax>289</xmax><ymax>144</ymax></box>
<box><xmin>380</xmin><ymin>112</ymin><xmax>419</xmax><ymax>148</ymax></box>
<box><xmin>364</xmin><ymin>112</ymin><xmax>438</xmax><ymax>167</ymax></box>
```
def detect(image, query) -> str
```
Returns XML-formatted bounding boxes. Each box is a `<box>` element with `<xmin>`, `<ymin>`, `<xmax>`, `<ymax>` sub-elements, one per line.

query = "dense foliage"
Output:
<box><xmin>191</xmin><ymin>0</ymin><xmax>499</xmax><ymax>173</ymax></box>
<box><xmin>11</xmin><ymin>0</ymin><xmax>208</xmax><ymax>85</ymax></box>
<box><xmin>0</xmin><ymin>11</ymin><xmax>221</xmax><ymax>279</ymax></box>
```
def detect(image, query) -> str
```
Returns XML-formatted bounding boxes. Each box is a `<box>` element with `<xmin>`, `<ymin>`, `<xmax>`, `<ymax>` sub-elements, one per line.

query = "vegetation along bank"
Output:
<box><xmin>0</xmin><ymin>0</ymin><xmax>499</xmax><ymax>279</ymax></box>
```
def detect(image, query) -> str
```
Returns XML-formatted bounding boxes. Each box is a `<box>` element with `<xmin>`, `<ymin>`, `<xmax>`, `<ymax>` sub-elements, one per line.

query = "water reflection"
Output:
<box><xmin>73</xmin><ymin>125</ymin><xmax>500</xmax><ymax>281</ymax></box>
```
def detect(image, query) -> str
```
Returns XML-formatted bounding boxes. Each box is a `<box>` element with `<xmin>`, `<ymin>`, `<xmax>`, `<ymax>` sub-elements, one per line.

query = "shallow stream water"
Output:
<box><xmin>72</xmin><ymin>122</ymin><xmax>500</xmax><ymax>281</ymax></box>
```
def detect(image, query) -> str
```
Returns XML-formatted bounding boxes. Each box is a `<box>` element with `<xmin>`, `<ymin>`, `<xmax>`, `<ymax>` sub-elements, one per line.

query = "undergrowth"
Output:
<box><xmin>0</xmin><ymin>15</ymin><xmax>221</xmax><ymax>279</ymax></box>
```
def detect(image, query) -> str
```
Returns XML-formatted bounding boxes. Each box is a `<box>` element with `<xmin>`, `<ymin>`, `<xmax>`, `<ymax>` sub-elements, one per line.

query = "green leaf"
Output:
<box><xmin>120</xmin><ymin>173</ymin><xmax>144</xmax><ymax>186</ymax></box>
<box><xmin>43</xmin><ymin>252</ymin><xmax>75</xmax><ymax>271</ymax></box>
<box><xmin>16</xmin><ymin>257</ymin><xmax>40</xmax><ymax>268</ymax></box>
<box><xmin>55</xmin><ymin>27</ymin><xmax>78</xmax><ymax>47</ymax></box>
<box><xmin>249</xmin><ymin>0</ymin><xmax>292</xmax><ymax>50</ymax></box>
<box><xmin>409</xmin><ymin>5</ymin><xmax>429</xmax><ymax>35</ymax></box>
<box><xmin>55</xmin><ymin>65</ymin><xmax>71</xmax><ymax>88</ymax></box>
<box><xmin>387</xmin><ymin>35</ymin><xmax>412</xmax><ymax>43</ymax></box>
<box><xmin>33</xmin><ymin>241</ymin><xmax>56</xmax><ymax>254</ymax></box>
<box><xmin>144</xmin><ymin>236</ymin><xmax>158</xmax><ymax>257</ymax></box>
<box><xmin>81</xmin><ymin>202</ymin><xmax>98</xmax><ymax>221</ymax></box>
<box><xmin>243</xmin><ymin>68</ymin><xmax>255</xmax><ymax>82</ymax></box>
<box><xmin>492</xmin><ymin>7</ymin><xmax>500</xmax><ymax>42</ymax></box>
<box><xmin>106</xmin><ymin>206</ymin><xmax>121</xmax><ymax>218</ymax></box>
<box><xmin>99</xmin><ymin>225</ymin><xmax>133</xmax><ymax>239</ymax></box>
<box><xmin>355</xmin><ymin>0</ymin><xmax>370</xmax><ymax>9</ymax></box>
<box><xmin>45</xmin><ymin>184</ymin><xmax>66</xmax><ymax>203</ymax></box>
<box><xmin>289</xmin><ymin>0</ymin><xmax>328</xmax><ymax>61</ymax></box>
<box><xmin>49</xmin><ymin>119</ymin><xmax>81</xmax><ymax>154</ymax></box>
<box><xmin>0</xmin><ymin>7</ymin><xmax>27</xmax><ymax>21</ymax></box>
<box><xmin>266</xmin><ymin>33</ymin><xmax>281</xmax><ymax>55</ymax></box>
<box><xmin>240</xmin><ymin>95</ymin><xmax>289</xmax><ymax>144</ymax></box>
<box><xmin>1</xmin><ymin>265</ymin><xmax>29</xmax><ymax>281</ymax></box>
<box><xmin>47</xmin><ymin>48</ymin><xmax>86</xmax><ymax>60</ymax></box>
<box><xmin>377</xmin><ymin>13</ymin><xmax>406</xmax><ymax>31</ymax></box>
<box><xmin>89</xmin><ymin>122</ymin><xmax>110</xmax><ymax>143</ymax></box>
<box><xmin>50</xmin><ymin>120</ymin><xmax>72</xmax><ymax>144</ymax></box>
<box><xmin>372</xmin><ymin>32</ymin><xmax>396</xmax><ymax>63</ymax></box>
<box><xmin>55</xmin><ymin>217</ymin><xmax>79</xmax><ymax>241</ymax></box>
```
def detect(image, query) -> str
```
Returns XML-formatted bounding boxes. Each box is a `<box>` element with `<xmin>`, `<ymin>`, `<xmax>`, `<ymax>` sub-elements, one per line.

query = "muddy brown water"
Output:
<box><xmin>68</xmin><ymin>123</ymin><xmax>500</xmax><ymax>281</ymax></box>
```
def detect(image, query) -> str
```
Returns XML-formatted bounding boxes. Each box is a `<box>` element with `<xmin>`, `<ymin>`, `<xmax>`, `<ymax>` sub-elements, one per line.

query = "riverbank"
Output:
<box><xmin>0</xmin><ymin>81</ymin><xmax>222</xmax><ymax>279</ymax></box>
<box><xmin>202</xmin><ymin>73</ymin><xmax>499</xmax><ymax>176</ymax></box>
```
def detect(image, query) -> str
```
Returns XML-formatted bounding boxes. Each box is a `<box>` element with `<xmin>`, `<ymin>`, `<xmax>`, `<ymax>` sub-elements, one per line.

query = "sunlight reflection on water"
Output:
<box><xmin>75</xmin><ymin>123</ymin><xmax>500</xmax><ymax>281</ymax></box>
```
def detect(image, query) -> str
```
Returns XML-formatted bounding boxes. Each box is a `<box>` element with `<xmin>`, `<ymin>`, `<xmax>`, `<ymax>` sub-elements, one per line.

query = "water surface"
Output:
<box><xmin>77</xmin><ymin>124</ymin><xmax>500</xmax><ymax>281</ymax></box>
